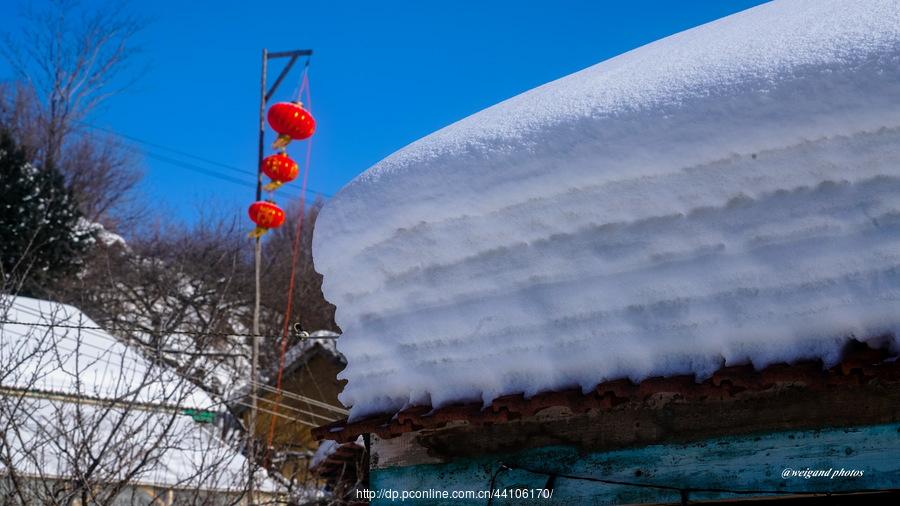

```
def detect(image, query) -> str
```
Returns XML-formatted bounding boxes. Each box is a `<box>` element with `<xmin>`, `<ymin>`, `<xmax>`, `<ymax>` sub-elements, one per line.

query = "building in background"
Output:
<box><xmin>231</xmin><ymin>335</ymin><xmax>357</xmax><ymax>496</ymax></box>
<box><xmin>0</xmin><ymin>296</ymin><xmax>280</xmax><ymax>504</ymax></box>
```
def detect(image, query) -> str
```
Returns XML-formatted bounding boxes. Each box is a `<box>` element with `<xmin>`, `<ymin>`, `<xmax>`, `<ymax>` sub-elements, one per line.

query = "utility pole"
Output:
<box><xmin>249</xmin><ymin>47</ymin><xmax>312</xmax><ymax>505</ymax></box>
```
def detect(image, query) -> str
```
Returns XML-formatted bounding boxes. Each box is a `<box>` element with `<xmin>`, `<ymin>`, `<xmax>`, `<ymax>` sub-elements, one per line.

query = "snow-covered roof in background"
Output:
<box><xmin>2</xmin><ymin>399</ymin><xmax>255</xmax><ymax>490</ymax></box>
<box><xmin>278</xmin><ymin>330</ymin><xmax>342</xmax><ymax>378</ymax></box>
<box><xmin>1</xmin><ymin>296</ymin><xmax>211</xmax><ymax>408</ymax></box>
<box><xmin>313</xmin><ymin>0</ymin><xmax>900</xmax><ymax>420</ymax></box>
<box><xmin>229</xmin><ymin>331</ymin><xmax>342</xmax><ymax>411</ymax></box>
<box><xmin>0</xmin><ymin>296</ymin><xmax>268</xmax><ymax>490</ymax></box>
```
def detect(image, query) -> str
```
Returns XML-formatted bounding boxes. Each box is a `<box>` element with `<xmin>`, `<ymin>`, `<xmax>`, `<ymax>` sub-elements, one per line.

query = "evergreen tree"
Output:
<box><xmin>0</xmin><ymin>128</ymin><xmax>94</xmax><ymax>294</ymax></box>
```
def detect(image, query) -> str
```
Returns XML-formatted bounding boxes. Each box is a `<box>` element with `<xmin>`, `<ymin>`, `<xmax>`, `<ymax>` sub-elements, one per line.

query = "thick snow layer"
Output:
<box><xmin>313</xmin><ymin>0</ymin><xmax>900</xmax><ymax>419</ymax></box>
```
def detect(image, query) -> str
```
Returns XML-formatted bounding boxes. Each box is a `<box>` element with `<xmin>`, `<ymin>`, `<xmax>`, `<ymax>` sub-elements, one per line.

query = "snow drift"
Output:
<box><xmin>313</xmin><ymin>0</ymin><xmax>900</xmax><ymax>419</ymax></box>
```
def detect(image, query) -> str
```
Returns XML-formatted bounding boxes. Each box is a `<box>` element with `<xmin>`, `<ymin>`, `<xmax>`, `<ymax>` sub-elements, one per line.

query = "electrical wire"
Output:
<box><xmin>0</xmin><ymin>317</ymin><xmax>333</xmax><ymax>343</ymax></box>
<box><xmin>1</xmin><ymin>315</ymin><xmax>345</xmax><ymax>415</ymax></box>
<box><xmin>3</xmin><ymin>307</ymin><xmax>247</xmax><ymax>405</ymax></box>
<box><xmin>7</xmin><ymin>331</ymin><xmax>347</xmax><ymax>422</ymax></box>
<box><xmin>2</xmin><ymin>315</ymin><xmax>245</xmax><ymax>362</ymax></box>
<box><xmin>232</xmin><ymin>399</ymin><xmax>317</xmax><ymax>429</ymax></box>
<box><xmin>248</xmin><ymin>382</ymin><xmax>347</xmax><ymax>415</ymax></box>
<box><xmin>78</xmin><ymin>121</ymin><xmax>332</xmax><ymax>199</ymax></box>
<box><xmin>0</xmin><ymin>385</ymin><xmax>198</xmax><ymax>415</ymax></box>
<box><xmin>2</xmin><ymin>303</ymin><xmax>249</xmax><ymax>360</ymax></box>
<box><xmin>250</xmin><ymin>394</ymin><xmax>337</xmax><ymax>423</ymax></box>
<box><xmin>2</xmin><ymin>343</ymin><xmax>214</xmax><ymax>418</ymax></box>
<box><xmin>2</xmin><ymin>328</ymin><xmax>332</xmax><ymax>442</ymax></box>
<box><xmin>2</xmin><ymin>312</ymin><xmax>346</xmax><ymax>416</ymax></box>
<box><xmin>9</xmin><ymin>339</ymin><xmax>198</xmax><ymax>394</ymax></box>
<box><xmin>247</xmin><ymin>381</ymin><xmax>347</xmax><ymax>415</ymax></box>
<box><xmin>3</xmin><ymin>337</ymin><xmax>329</xmax><ymax>428</ymax></box>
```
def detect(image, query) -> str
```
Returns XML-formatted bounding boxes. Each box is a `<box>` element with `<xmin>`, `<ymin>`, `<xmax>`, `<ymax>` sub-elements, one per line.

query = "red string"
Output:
<box><xmin>302</xmin><ymin>72</ymin><xmax>312</xmax><ymax>109</ymax></box>
<box><xmin>295</xmin><ymin>68</ymin><xmax>310</xmax><ymax>104</ymax></box>
<box><xmin>265</xmin><ymin>78</ymin><xmax>314</xmax><ymax>451</ymax></box>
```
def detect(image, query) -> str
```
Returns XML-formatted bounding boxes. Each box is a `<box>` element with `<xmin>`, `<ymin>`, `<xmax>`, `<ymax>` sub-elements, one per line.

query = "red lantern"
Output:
<box><xmin>248</xmin><ymin>201</ymin><xmax>286</xmax><ymax>238</ymax></box>
<box><xmin>267</xmin><ymin>101</ymin><xmax>316</xmax><ymax>148</ymax></box>
<box><xmin>261</xmin><ymin>153</ymin><xmax>299</xmax><ymax>191</ymax></box>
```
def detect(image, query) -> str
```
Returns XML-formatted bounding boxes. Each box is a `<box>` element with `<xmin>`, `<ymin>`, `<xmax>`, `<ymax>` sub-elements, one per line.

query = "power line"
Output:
<box><xmin>0</xmin><ymin>317</ymin><xmax>335</xmax><ymax>343</ymax></box>
<box><xmin>79</xmin><ymin>121</ymin><xmax>332</xmax><ymax>199</ymax></box>
<box><xmin>232</xmin><ymin>398</ymin><xmax>318</xmax><ymax>428</ymax></box>
<box><xmin>250</xmin><ymin>394</ymin><xmax>338</xmax><ymax>423</ymax></box>
<box><xmin>2</xmin><ymin>320</ymin><xmax>336</xmax><ymax>427</ymax></box>
<box><xmin>7</xmin><ymin>353</ymin><xmax>340</xmax><ymax>427</ymax></box>
<box><xmin>3</xmin><ymin>317</ymin><xmax>346</xmax><ymax>415</ymax></box>
<box><xmin>247</xmin><ymin>381</ymin><xmax>348</xmax><ymax>415</ymax></box>
<box><xmin>3</xmin><ymin>347</ymin><xmax>214</xmax><ymax>418</ymax></box>
<box><xmin>0</xmin><ymin>385</ymin><xmax>204</xmax><ymax>416</ymax></box>
<box><xmin>3</xmin><ymin>340</ymin><xmax>336</xmax><ymax>429</ymax></box>
<box><xmin>3</xmin><ymin>309</ymin><xmax>247</xmax><ymax>393</ymax></box>
<box><xmin>2</xmin><ymin>303</ymin><xmax>251</xmax><ymax>356</ymax></box>
<box><xmin>144</xmin><ymin>150</ymin><xmax>330</xmax><ymax>201</ymax></box>
<box><xmin>10</xmin><ymin>339</ymin><xmax>206</xmax><ymax>393</ymax></box>
<box><xmin>82</xmin><ymin>122</ymin><xmax>255</xmax><ymax>177</ymax></box>
<box><xmin>3</xmin><ymin>319</ymin><xmax>246</xmax><ymax>361</ymax></box>
<box><xmin>144</xmin><ymin>152</ymin><xmax>253</xmax><ymax>188</ymax></box>
<box><xmin>3</xmin><ymin>335</ymin><xmax>330</xmax><ymax>425</ymax></box>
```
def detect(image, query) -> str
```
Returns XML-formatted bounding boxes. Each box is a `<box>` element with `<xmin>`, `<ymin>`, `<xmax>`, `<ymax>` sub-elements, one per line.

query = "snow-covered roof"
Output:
<box><xmin>277</xmin><ymin>330</ymin><xmax>342</xmax><ymax>378</ymax></box>
<box><xmin>313</xmin><ymin>0</ymin><xmax>900</xmax><ymax>420</ymax></box>
<box><xmin>1</xmin><ymin>295</ymin><xmax>212</xmax><ymax>408</ymax></box>
<box><xmin>3</xmin><ymin>399</ymin><xmax>253</xmax><ymax>490</ymax></box>
<box><xmin>0</xmin><ymin>296</ymin><xmax>267</xmax><ymax>491</ymax></box>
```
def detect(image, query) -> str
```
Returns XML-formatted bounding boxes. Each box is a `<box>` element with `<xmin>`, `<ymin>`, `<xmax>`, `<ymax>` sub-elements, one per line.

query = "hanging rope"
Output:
<box><xmin>294</xmin><ymin>59</ymin><xmax>310</xmax><ymax>103</ymax></box>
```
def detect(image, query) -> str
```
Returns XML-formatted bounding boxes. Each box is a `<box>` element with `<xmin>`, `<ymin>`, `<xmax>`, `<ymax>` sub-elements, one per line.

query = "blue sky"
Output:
<box><xmin>0</xmin><ymin>0</ymin><xmax>768</xmax><ymax>226</ymax></box>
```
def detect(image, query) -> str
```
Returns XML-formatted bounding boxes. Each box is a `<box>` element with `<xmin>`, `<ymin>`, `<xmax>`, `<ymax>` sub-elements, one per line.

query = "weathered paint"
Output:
<box><xmin>369</xmin><ymin>423</ymin><xmax>900</xmax><ymax>505</ymax></box>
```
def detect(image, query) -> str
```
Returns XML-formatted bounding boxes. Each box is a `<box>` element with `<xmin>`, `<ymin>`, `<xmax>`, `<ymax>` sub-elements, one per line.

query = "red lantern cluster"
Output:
<box><xmin>248</xmin><ymin>200</ymin><xmax>286</xmax><ymax>238</ymax></box>
<box><xmin>248</xmin><ymin>99</ymin><xmax>317</xmax><ymax>238</ymax></box>
<box><xmin>267</xmin><ymin>101</ymin><xmax>316</xmax><ymax>149</ymax></box>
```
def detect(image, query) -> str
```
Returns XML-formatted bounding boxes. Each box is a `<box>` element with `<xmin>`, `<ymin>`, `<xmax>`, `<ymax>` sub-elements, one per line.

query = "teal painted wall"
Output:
<box><xmin>370</xmin><ymin>423</ymin><xmax>900</xmax><ymax>505</ymax></box>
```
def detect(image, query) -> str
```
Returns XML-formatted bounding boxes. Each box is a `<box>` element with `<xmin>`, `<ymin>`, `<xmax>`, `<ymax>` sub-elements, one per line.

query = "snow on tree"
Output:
<box><xmin>0</xmin><ymin>129</ymin><xmax>94</xmax><ymax>295</ymax></box>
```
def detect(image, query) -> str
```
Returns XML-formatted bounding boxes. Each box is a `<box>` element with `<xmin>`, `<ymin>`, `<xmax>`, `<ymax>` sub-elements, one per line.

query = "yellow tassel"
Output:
<box><xmin>248</xmin><ymin>227</ymin><xmax>268</xmax><ymax>239</ymax></box>
<box><xmin>271</xmin><ymin>133</ymin><xmax>292</xmax><ymax>149</ymax></box>
<box><xmin>262</xmin><ymin>180</ymin><xmax>285</xmax><ymax>192</ymax></box>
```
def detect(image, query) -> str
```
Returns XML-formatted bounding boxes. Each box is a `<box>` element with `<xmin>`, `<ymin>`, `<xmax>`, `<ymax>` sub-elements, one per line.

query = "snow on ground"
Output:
<box><xmin>313</xmin><ymin>0</ymin><xmax>900</xmax><ymax>419</ymax></box>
